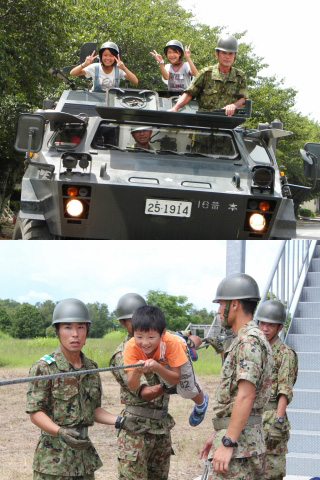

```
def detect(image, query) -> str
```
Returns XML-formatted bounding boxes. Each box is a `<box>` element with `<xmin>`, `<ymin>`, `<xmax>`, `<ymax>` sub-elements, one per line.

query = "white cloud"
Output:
<box><xmin>17</xmin><ymin>290</ymin><xmax>53</xmax><ymax>303</ymax></box>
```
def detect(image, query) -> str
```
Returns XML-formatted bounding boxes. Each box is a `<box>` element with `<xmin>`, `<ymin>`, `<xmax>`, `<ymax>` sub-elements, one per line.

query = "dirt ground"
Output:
<box><xmin>0</xmin><ymin>368</ymin><xmax>219</xmax><ymax>480</ymax></box>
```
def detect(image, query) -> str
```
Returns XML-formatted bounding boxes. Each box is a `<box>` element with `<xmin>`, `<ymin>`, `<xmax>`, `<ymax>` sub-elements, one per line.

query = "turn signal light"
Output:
<box><xmin>67</xmin><ymin>186</ymin><xmax>79</xmax><ymax>197</ymax></box>
<box><xmin>259</xmin><ymin>201</ymin><xmax>270</xmax><ymax>212</ymax></box>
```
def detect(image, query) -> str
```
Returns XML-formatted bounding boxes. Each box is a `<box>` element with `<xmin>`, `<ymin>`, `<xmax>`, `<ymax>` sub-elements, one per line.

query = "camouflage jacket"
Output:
<box><xmin>26</xmin><ymin>345</ymin><xmax>103</xmax><ymax>476</ymax></box>
<box><xmin>263</xmin><ymin>337</ymin><xmax>298</xmax><ymax>454</ymax></box>
<box><xmin>109</xmin><ymin>334</ymin><xmax>175</xmax><ymax>435</ymax></box>
<box><xmin>185</xmin><ymin>64</ymin><xmax>248</xmax><ymax>112</ymax></box>
<box><xmin>212</xmin><ymin>320</ymin><xmax>273</xmax><ymax>458</ymax></box>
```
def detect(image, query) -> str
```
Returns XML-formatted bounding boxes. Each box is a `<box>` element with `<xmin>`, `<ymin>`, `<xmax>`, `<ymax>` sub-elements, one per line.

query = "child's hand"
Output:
<box><xmin>84</xmin><ymin>50</ymin><xmax>99</xmax><ymax>67</ymax></box>
<box><xmin>138</xmin><ymin>358</ymin><xmax>159</xmax><ymax>373</ymax></box>
<box><xmin>115</xmin><ymin>54</ymin><xmax>125</xmax><ymax>70</ymax></box>
<box><xmin>150</xmin><ymin>50</ymin><xmax>164</xmax><ymax>63</ymax></box>
<box><xmin>184</xmin><ymin>45</ymin><xmax>192</xmax><ymax>59</ymax></box>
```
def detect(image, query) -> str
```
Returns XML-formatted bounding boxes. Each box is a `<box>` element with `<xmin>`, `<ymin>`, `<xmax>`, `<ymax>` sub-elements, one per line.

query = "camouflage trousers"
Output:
<box><xmin>208</xmin><ymin>454</ymin><xmax>266</xmax><ymax>480</ymax></box>
<box><xmin>265</xmin><ymin>453</ymin><xmax>286</xmax><ymax>479</ymax></box>
<box><xmin>34</xmin><ymin>472</ymin><xmax>94</xmax><ymax>480</ymax></box>
<box><xmin>117</xmin><ymin>429</ymin><xmax>172</xmax><ymax>480</ymax></box>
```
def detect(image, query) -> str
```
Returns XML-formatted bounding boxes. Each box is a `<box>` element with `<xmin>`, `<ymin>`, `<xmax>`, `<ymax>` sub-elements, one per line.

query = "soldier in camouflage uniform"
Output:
<box><xmin>200</xmin><ymin>273</ymin><xmax>273</xmax><ymax>479</ymax></box>
<box><xmin>169</xmin><ymin>34</ymin><xmax>248</xmax><ymax>116</ymax></box>
<box><xmin>109</xmin><ymin>293</ymin><xmax>175</xmax><ymax>480</ymax></box>
<box><xmin>256</xmin><ymin>300</ymin><xmax>298</xmax><ymax>480</ymax></box>
<box><xmin>26</xmin><ymin>298</ymin><xmax>138</xmax><ymax>480</ymax></box>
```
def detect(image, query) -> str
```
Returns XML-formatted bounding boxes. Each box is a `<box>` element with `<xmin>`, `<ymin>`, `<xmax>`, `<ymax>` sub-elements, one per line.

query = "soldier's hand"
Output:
<box><xmin>204</xmin><ymin>337</ymin><xmax>224</xmax><ymax>354</ymax></box>
<box><xmin>223</xmin><ymin>104</ymin><xmax>236</xmax><ymax>116</ymax></box>
<box><xmin>58</xmin><ymin>427</ymin><xmax>91</xmax><ymax>450</ymax></box>
<box><xmin>266</xmin><ymin>421</ymin><xmax>284</xmax><ymax>450</ymax></box>
<box><xmin>121</xmin><ymin>416</ymin><xmax>149</xmax><ymax>434</ymax></box>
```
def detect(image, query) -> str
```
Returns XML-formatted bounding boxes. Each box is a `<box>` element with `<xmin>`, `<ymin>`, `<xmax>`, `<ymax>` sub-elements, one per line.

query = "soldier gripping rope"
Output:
<box><xmin>257</xmin><ymin>300</ymin><xmax>298</xmax><ymax>480</ymax></box>
<box><xmin>200</xmin><ymin>273</ymin><xmax>273</xmax><ymax>479</ymax></box>
<box><xmin>109</xmin><ymin>293</ymin><xmax>176</xmax><ymax>480</ymax></box>
<box><xmin>25</xmin><ymin>298</ymin><xmax>149</xmax><ymax>480</ymax></box>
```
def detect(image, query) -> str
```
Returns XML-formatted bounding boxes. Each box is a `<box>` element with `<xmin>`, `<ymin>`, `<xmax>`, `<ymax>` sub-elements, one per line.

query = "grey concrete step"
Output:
<box><xmin>287</xmin><ymin>408</ymin><xmax>320</xmax><ymax>430</ymax></box>
<box><xmin>300</xmin><ymin>286</ymin><xmax>320</xmax><ymax>302</ymax></box>
<box><xmin>287</xmin><ymin>334</ymin><xmax>320</xmax><ymax>351</ymax></box>
<box><xmin>295</xmin><ymin>302</ymin><xmax>320</xmax><ymax>318</ymax></box>
<box><xmin>296</xmin><ymin>352</ymin><xmax>320</xmax><ymax>370</ymax></box>
<box><xmin>288</xmin><ymin>429</ymin><xmax>320</xmax><ymax>454</ymax></box>
<box><xmin>309</xmin><ymin>258</ymin><xmax>320</xmax><ymax>272</ymax></box>
<box><xmin>295</xmin><ymin>370</ymin><xmax>320</xmax><ymax>388</ymax></box>
<box><xmin>290</xmin><ymin>389</ymin><xmax>320</xmax><ymax>409</ymax></box>
<box><xmin>290</xmin><ymin>318</ymin><xmax>320</xmax><ymax>334</ymax></box>
<box><xmin>305</xmin><ymin>272</ymin><xmax>320</xmax><ymax>286</ymax></box>
<box><xmin>286</xmin><ymin>452</ymin><xmax>320</xmax><ymax>476</ymax></box>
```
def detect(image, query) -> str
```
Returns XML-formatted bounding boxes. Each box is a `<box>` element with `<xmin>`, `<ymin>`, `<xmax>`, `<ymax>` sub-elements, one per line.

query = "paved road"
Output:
<box><xmin>296</xmin><ymin>220</ymin><xmax>320</xmax><ymax>239</ymax></box>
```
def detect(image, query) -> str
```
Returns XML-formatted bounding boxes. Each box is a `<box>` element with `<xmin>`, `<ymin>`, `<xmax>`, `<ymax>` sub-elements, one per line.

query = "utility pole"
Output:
<box><xmin>226</xmin><ymin>241</ymin><xmax>246</xmax><ymax>275</ymax></box>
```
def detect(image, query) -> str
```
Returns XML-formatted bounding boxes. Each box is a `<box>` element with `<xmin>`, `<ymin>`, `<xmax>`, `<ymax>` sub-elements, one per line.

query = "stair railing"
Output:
<box><xmin>258</xmin><ymin>240</ymin><xmax>317</xmax><ymax>340</ymax></box>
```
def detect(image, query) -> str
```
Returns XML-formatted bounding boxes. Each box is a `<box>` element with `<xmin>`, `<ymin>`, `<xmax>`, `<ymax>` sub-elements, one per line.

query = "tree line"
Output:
<box><xmin>1</xmin><ymin>0</ymin><xmax>320</xmax><ymax>216</ymax></box>
<box><xmin>0</xmin><ymin>290</ymin><xmax>215</xmax><ymax>339</ymax></box>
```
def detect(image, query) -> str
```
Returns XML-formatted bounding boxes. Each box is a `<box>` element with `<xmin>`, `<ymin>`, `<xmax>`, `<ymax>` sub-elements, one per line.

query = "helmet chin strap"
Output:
<box><xmin>222</xmin><ymin>300</ymin><xmax>231</xmax><ymax>328</ymax></box>
<box><xmin>269</xmin><ymin>324</ymin><xmax>281</xmax><ymax>343</ymax></box>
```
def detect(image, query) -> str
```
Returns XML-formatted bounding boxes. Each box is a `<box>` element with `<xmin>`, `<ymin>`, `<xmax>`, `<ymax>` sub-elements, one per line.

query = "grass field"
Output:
<box><xmin>0</xmin><ymin>332</ymin><xmax>221</xmax><ymax>479</ymax></box>
<box><xmin>0</xmin><ymin>331</ymin><xmax>222</xmax><ymax>374</ymax></box>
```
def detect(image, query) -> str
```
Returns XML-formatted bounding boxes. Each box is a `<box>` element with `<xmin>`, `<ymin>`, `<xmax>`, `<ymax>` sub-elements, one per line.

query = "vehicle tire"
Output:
<box><xmin>13</xmin><ymin>217</ymin><xmax>54</xmax><ymax>240</ymax></box>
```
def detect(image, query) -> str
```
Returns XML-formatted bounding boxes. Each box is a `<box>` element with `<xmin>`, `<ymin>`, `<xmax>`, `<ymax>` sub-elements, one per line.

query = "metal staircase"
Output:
<box><xmin>260</xmin><ymin>239</ymin><xmax>320</xmax><ymax>477</ymax></box>
<box><xmin>285</xmin><ymin>241</ymin><xmax>320</xmax><ymax>476</ymax></box>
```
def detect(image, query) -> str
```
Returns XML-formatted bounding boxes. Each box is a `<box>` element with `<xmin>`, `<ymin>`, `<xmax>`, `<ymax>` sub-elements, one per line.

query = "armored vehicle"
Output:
<box><xmin>13</xmin><ymin>49</ymin><xmax>320</xmax><ymax>239</ymax></box>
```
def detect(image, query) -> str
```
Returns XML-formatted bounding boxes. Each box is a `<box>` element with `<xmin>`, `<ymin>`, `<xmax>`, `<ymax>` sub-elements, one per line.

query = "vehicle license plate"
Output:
<box><xmin>145</xmin><ymin>198</ymin><xmax>192</xmax><ymax>217</ymax></box>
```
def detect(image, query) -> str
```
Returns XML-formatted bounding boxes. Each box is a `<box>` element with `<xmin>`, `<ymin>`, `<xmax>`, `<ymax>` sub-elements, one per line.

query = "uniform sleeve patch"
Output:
<box><xmin>40</xmin><ymin>354</ymin><xmax>55</xmax><ymax>364</ymax></box>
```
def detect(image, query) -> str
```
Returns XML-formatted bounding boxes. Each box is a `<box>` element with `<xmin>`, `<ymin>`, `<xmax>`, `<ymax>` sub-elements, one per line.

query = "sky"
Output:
<box><xmin>0</xmin><ymin>240</ymin><xmax>282</xmax><ymax>313</ymax></box>
<box><xmin>179</xmin><ymin>0</ymin><xmax>320</xmax><ymax>123</ymax></box>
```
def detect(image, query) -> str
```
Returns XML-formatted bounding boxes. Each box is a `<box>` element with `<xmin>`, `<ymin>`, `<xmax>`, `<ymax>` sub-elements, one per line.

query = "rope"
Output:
<box><xmin>0</xmin><ymin>363</ymin><xmax>145</xmax><ymax>387</ymax></box>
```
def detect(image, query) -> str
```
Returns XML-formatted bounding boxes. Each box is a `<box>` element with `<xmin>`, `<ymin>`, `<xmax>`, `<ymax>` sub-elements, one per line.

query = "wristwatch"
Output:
<box><xmin>158</xmin><ymin>60</ymin><xmax>164</xmax><ymax>64</ymax></box>
<box><xmin>275</xmin><ymin>417</ymin><xmax>284</xmax><ymax>424</ymax></box>
<box><xmin>115</xmin><ymin>415</ymin><xmax>123</xmax><ymax>429</ymax></box>
<box><xmin>222</xmin><ymin>435</ymin><xmax>238</xmax><ymax>448</ymax></box>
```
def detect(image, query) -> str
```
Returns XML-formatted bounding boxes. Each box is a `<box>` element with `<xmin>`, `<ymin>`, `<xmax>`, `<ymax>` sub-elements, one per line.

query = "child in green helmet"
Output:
<box><xmin>150</xmin><ymin>40</ymin><xmax>198</xmax><ymax>91</ymax></box>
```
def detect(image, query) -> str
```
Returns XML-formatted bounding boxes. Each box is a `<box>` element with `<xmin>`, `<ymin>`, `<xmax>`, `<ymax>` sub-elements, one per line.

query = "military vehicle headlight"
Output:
<box><xmin>249</xmin><ymin>213</ymin><xmax>266</xmax><ymax>232</ymax></box>
<box><xmin>65</xmin><ymin>199</ymin><xmax>84</xmax><ymax>217</ymax></box>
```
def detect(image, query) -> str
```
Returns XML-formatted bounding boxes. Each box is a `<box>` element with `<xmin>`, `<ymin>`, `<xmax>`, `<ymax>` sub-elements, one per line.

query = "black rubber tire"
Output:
<box><xmin>13</xmin><ymin>217</ymin><xmax>54</xmax><ymax>240</ymax></box>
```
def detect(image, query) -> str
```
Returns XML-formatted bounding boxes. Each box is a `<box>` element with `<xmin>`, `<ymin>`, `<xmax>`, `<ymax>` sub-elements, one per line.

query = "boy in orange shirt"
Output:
<box><xmin>124</xmin><ymin>305</ymin><xmax>209</xmax><ymax>426</ymax></box>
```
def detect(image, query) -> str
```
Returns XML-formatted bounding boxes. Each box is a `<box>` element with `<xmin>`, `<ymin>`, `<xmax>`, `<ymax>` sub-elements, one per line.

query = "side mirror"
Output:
<box><xmin>302</xmin><ymin>143</ymin><xmax>320</xmax><ymax>180</ymax></box>
<box><xmin>15</xmin><ymin>113</ymin><xmax>45</xmax><ymax>153</ymax></box>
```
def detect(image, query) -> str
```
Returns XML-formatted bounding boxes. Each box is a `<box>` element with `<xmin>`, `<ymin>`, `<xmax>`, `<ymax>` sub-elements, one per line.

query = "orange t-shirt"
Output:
<box><xmin>124</xmin><ymin>331</ymin><xmax>188</xmax><ymax>369</ymax></box>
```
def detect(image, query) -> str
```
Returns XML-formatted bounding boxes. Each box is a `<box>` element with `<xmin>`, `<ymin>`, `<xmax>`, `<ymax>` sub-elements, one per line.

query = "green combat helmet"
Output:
<box><xmin>99</xmin><ymin>41</ymin><xmax>119</xmax><ymax>60</ymax></box>
<box><xmin>255</xmin><ymin>300</ymin><xmax>286</xmax><ymax>325</ymax></box>
<box><xmin>164</xmin><ymin>40</ymin><xmax>184</xmax><ymax>55</ymax></box>
<box><xmin>215</xmin><ymin>34</ymin><xmax>238</xmax><ymax>53</ymax></box>
<box><xmin>212</xmin><ymin>273</ymin><xmax>260</xmax><ymax>327</ymax></box>
<box><xmin>52</xmin><ymin>298</ymin><xmax>91</xmax><ymax>325</ymax></box>
<box><xmin>116</xmin><ymin>293</ymin><xmax>146</xmax><ymax>321</ymax></box>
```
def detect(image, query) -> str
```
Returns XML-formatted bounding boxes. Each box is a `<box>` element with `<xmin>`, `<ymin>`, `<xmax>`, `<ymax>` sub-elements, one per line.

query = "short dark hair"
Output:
<box><xmin>100</xmin><ymin>48</ymin><xmax>118</xmax><ymax>66</ymax></box>
<box><xmin>239</xmin><ymin>300</ymin><xmax>258</xmax><ymax>315</ymax></box>
<box><xmin>131</xmin><ymin>305</ymin><xmax>166</xmax><ymax>334</ymax></box>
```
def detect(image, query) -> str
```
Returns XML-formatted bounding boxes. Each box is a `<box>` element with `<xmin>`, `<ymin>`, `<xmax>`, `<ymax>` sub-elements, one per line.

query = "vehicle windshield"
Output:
<box><xmin>49</xmin><ymin>123</ymin><xmax>86</xmax><ymax>150</ymax></box>
<box><xmin>91</xmin><ymin>122</ymin><xmax>238</xmax><ymax>159</ymax></box>
<box><xmin>244</xmin><ymin>137</ymin><xmax>272</xmax><ymax>165</ymax></box>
